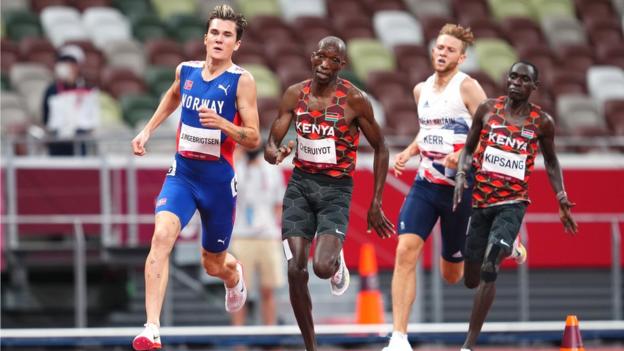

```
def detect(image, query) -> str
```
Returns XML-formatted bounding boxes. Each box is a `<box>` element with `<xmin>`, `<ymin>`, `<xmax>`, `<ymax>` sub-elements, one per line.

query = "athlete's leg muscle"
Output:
<box><xmin>145</xmin><ymin>211</ymin><xmax>181</xmax><ymax>326</ymax></box>
<box><xmin>313</xmin><ymin>234</ymin><xmax>342</xmax><ymax>279</ymax></box>
<box><xmin>391</xmin><ymin>234</ymin><xmax>424</xmax><ymax>333</ymax></box>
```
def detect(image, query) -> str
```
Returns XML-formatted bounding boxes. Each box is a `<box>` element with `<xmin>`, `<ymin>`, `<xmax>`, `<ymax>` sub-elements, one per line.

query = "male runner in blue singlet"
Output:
<box><xmin>131</xmin><ymin>5</ymin><xmax>260</xmax><ymax>350</ymax></box>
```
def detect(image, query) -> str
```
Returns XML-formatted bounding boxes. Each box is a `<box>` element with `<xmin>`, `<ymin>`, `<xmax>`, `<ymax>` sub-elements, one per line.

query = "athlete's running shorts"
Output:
<box><xmin>282</xmin><ymin>168</ymin><xmax>353</xmax><ymax>242</ymax></box>
<box><xmin>397</xmin><ymin>179</ymin><xmax>472</xmax><ymax>263</ymax></box>
<box><xmin>465</xmin><ymin>202</ymin><xmax>527</xmax><ymax>263</ymax></box>
<box><xmin>155</xmin><ymin>156</ymin><xmax>237</xmax><ymax>253</ymax></box>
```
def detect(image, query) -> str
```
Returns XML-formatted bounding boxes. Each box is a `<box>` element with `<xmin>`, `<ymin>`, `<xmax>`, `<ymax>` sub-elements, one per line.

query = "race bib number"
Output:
<box><xmin>482</xmin><ymin>146</ymin><xmax>527</xmax><ymax>180</ymax></box>
<box><xmin>297</xmin><ymin>135</ymin><xmax>337</xmax><ymax>164</ymax></box>
<box><xmin>418</xmin><ymin>128</ymin><xmax>454</xmax><ymax>154</ymax></box>
<box><xmin>178</xmin><ymin>123</ymin><xmax>221</xmax><ymax>157</ymax></box>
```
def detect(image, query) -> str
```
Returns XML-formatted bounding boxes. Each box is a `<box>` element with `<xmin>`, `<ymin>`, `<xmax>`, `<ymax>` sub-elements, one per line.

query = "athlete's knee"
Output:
<box><xmin>480</xmin><ymin>242</ymin><xmax>509</xmax><ymax>283</ymax></box>
<box><xmin>443</xmin><ymin>268</ymin><xmax>463</xmax><ymax>284</ymax></box>
<box><xmin>312</xmin><ymin>259</ymin><xmax>335</xmax><ymax>279</ymax></box>
<box><xmin>464</xmin><ymin>261</ymin><xmax>481</xmax><ymax>288</ymax></box>
<box><xmin>151</xmin><ymin>226</ymin><xmax>176</xmax><ymax>249</ymax></box>
<box><xmin>287</xmin><ymin>260</ymin><xmax>308</xmax><ymax>283</ymax></box>
<box><xmin>201</xmin><ymin>254</ymin><xmax>222</xmax><ymax>277</ymax></box>
<box><xmin>465</xmin><ymin>276</ymin><xmax>479</xmax><ymax>289</ymax></box>
<box><xmin>395</xmin><ymin>235</ymin><xmax>423</xmax><ymax>269</ymax></box>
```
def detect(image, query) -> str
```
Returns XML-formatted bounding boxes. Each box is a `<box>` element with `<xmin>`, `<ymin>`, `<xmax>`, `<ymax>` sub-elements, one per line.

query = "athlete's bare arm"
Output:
<box><xmin>442</xmin><ymin>77</ymin><xmax>488</xmax><ymax>169</ymax></box>
<box><xmin>393</xmin><ymin>82</ymin><xmax>423</xmax><ymax>176</ymax></box>
<box><xmin>349</xmin><ymin>88</ymin><xmax>395</xmax><ymax>239</ymax></box>
<box><xmin>198</xmin><ymin>71</ymin><xmax>260</xmax><ymax>149</ymax></box>
<box><xmin>131</xmin><ymin>64</ymin><xmax>183</xmax><ymax>156</ymax></box>
<box><xmin>538</xmin><ymin>111</ymin><xmax>578</xmax><ymax>234</ymax></box>
<box><xmin>453</xmin><ymin>99</ymin><xmax>493</xmax><ymax>210</ymax></box>
<box><xmin>264</xmin><ymin>83</ymin><xmax>301</xmax><ymax>165</ymax></box>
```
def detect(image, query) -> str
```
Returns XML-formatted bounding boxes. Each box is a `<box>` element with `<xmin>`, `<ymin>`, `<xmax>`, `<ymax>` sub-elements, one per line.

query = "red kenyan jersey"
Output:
<box><xmin>293</xmin><ymin>79</ymin><xmax>360</xmax><ymax>178</ymax></box>
<box><xmin>472</xmin><ymin>96</ymin><xmax>542</xmax><ymax>208</ymax></box>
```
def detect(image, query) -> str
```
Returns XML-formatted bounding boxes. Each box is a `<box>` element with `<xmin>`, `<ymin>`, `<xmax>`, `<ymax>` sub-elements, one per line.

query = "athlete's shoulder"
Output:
<box><xmin>180</xmin><ymin>60</ymin><xmax>204</xmax><ymax>68</ymax></box>
<box><xmin>227</xmin><ymin>64</ymin><xmax>247</xmax><ymax>75</ymax></box>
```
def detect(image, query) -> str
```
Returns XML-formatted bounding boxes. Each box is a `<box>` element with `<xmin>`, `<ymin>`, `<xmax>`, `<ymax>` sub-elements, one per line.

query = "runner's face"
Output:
<box><xmin>431</xmin><ymin>34</ymin><xmax>465</xmax><ymax>73</ymax></box>
<box><xmin>205</xmin><ymin>19</ymin><xmax>240</xmax><ymax>61</ymax></box>
<box><xmin>506</xmin><ymin>64</ymin><xmax>536</xmax><ymax>101</ymax></box>
<box><xmin>311</xmin><ymin>45</ymin><xmax>345</xmax><ymax>84</ymax></box>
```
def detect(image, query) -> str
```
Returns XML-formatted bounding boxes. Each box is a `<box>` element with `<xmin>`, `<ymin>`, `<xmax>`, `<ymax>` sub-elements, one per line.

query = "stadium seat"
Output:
<box><xmin>101</xmin><ymin>39</ymin><xmax>146</xmax><ymax>75</ymax></box>
<box><xmin>144</xmin><ymin>65</ymin><xmax>174</xmax><ymax>98</ymax></box>
<box><xmin>556</xmin><ymin>94</ymin><xmax>606</xmax><ymax>131</ymax></box>
<box><xmin>119</xmin><ymin>94</ymin><xmax>159</xmax><ymax>127</ymax></box>
<box><xmin>452</xmin><ymin>0</ymin><xmax>490</xmax><ymax>23</ymax></box>
<box><xmin>63</xmin><ymin>40</ymin><xmax>106</xmax><ymax>85</ymax></box>
<box><xmin>82</xmin><ymin>6</ymin><xmax>128</xmax><ymax>30</ymax></box>
<box><xmin>474</xmin><ymin>38</ymin><xmax>518</xmax><ymax>84</ymax></box>
<box><xmin>587</xmin><ymin>65</ymin><xmax>624</xmax><ymax>109</ymax></box>
<box><xmin>326</xmin><ymin>0</ymin><xmax>367</xmax><ymax>18</ymax></box>
<box><xmin>184</xmin><ymin>39</ymin><xmax>205</xmax><ymax>60</ymax></box>
<box><xmin>488</xmin><ymin>0</ymin><xmax>535</xmax><ymax>21</ymax></box>
<box><xmin>337</xmin><ymin>69</ymin><xmax>366</xmax><ymax>90</ymax></box>
<box><xmin>362</xmin><ymin>0</ymin><xmax>407</xmax><ymax>13</ymax></box>
<box><xmin>9</xmin><ymin>63</ymin><xmax>53</xmax><ymax>120</ymax></box>
<box><xmin>463</xmin><ymin>17</ymin><xmax>505</xmax><ymax>39</ymax></box>
<box><xmin>555</xmin><ymin>44</ymin><xmax>595</xmax><ymax>74</ymax></box>
<box><xmin>530</xmin><ymin>0</ymin><xmax>576</xmax><ymax>21</ymax></box>
<box><xmin>144</xmin><ymin>39</ymin><xmax>185</xmax><ymax>67</ymax></box>
<box><xmin>240</xmin><ymin>63</ymin><xmax>281</xmax><ymax>98</ymax></box>
<box><xmin>292</xmin><ymin>16</ymin><xmax>336</xmax><ymax>52</ymax></box>
<box><xmin>236</xmin><ymin>0</ymin><xmax>281</xmax><ymax>19</ymax></box>
<box><xmin>73</xmin><ymin>0</ymin><xmax>113</xmax><ymax>12</ymax></box>
<box><xmin>19</xmin><ymin>37</ymin><xmax>57</xmax><ymax>68</ymax></box>
<box><xmin>332</xmin><ymin>14</ymin><xmax>375</xmax><ymax>41</ymax></box>
<box><xmin>393</xmin><ymin>44</ymin><xmax>429</xmax><ymax>72</ymax></box>
<box><xmin>541</xmin><ymin>16</ymin><xmax>588</xmax><ymax>48</ymax></box>
<box><xmin>151</xmin><ymin>0</ymin><xmax>197</xmax><ymax>20</ymax></box>
<box><xmin>366</xmin><ymin>71</ymin><xmax>411</xmax><ymax>102</ymax></box>
<box><xmin>131</xmin><ymin>14</ymin><xmax>169</xmax><ymax>42</ymax></box>
<box><xmin>603</xmin><ymin>99</ymin><xmax>624</xmax><ymax>134</ymax></box>
<box><xmin>585</xmin><ymin>18</ymin><xmax>624</xmax><ymax>48</ymax></box>
<box><xmin>548</xmin><ymin>69</ymin><xmax>587</xmax><ymax>97</ymax></box>
<box><xmin>383</xmin><ymin>99</ymin><xmax>419</xmax><ymax>137</ymax></box>
<box><xmin>0</xmin><ymin>93</ymin><xmax>30</xmax><ymax>136</ymax></box>
<box><xmin>97</xmin><ymin>90</ymin><xmax>126</xmax><ymax>133</ymax></box>
<box><xmin>501</xmin><ymin>17</ymin><xmax>544</xmax><ymax>50</ymax></box>
<box><xmin>3</xmin><ymin>11</ymin><xmax>43</xmax><ymax>41</ymax></box>
<box><xmin>233</xmin><ymin>40</ymin><xmax>268</xmax><ymax>66</ymax></box>
<box><xmin>373</xmin><ymin>10</ymin><xmax>424</xmax><ymax>48</ymax></box>
<box><xmin>1</xmin><ymin>0</ymin><xmax>30</xmax><ymax>12</ymax></box>
<box><xmin>257</xmin><ymin>96</ymin><xmax>280</xmax><ymax>129</ymax></box>
<box><xmin>100</xmin><ymin>67</ymin><xmax>147</xmax><ymax>99</ymax></box>
<box><xmin>30</xmin><ymin>0</ymin><xmax>71</xmax><ymax>13</ymax></box>
<box><xmin>419</xmin><ymin>15</ymin><xmax>454</xmax><ymax>42</ymax></box>
<box><xmin>248</xmin><ymin>15</ymin><xmax>294</xmax><ymax>43</ymax></box>
<box><xmin>575</xmin><ymin>0</ymin><xmax>616</xmax><ymax>22</ymax></box>
<box><xmin>199</xmin><ymin>0</ymin><xmax>236</xmax><ymax>21</ymax></box>
<box><xmin>1</xmin><ymin>39</ymin><xmax>20</xmax><ymax>73</ymax></box>
<box><xmin>40</xmin><ymin>6</ymin><xmax>81</xmax><ymax>31</ymax></box>
<box><xmin>275</xmin><ymin>66</ymin><xmax>309</xmax><ymax>92</ymax></box>
<box><xmin>112</xmin><ymin>0</ymin><xmax>154</xmax><ymax>21</ymax></box>
<box><xmin>596</xmin><ymin>42</ymin><xmax>624</xmax><ymax>68</ymax></box>
<box><xmin>468</xmin><ymin>71</ymin><xmax>502</xmax><ymax>98</ymax></box>
<box><xmin>167</xmin><ymin>15</ymin><xmax>206</xmax><ymax>43</ymax></box>
<box><xmin>278</xmin><ymin>0</ymin><xmax>326</xmax><ymax>22</ymax></box>
<box><xmin>404</xmin><ymin>0</ymin><xmax>452</xmax><ymax>20</ymax></box>
<box><xmin>346</xmin><ymin>38</ymin><xmax>396</xmax><ymax>83</ymax></box>
<box><xmin>1</xmin><ymin>73</ymin><xmax>11</xmax><ymax>91</ymax></box>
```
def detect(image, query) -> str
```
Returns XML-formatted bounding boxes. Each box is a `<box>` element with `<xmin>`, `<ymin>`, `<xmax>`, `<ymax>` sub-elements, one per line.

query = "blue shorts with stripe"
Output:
<box><xmin>155</xmin><ymin>154</ymin><xmax>237</xmax><ymax>253</ymax></box>
<box><xmin>397</xmin><ymin>179</ymin><xmax>472</xmax><ymax>262</ymax></box>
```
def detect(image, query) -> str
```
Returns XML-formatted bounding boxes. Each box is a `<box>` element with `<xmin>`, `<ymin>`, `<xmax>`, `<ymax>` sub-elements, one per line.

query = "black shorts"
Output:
<box><xmin>465</xmin><ymin>202</ymin><xmax>527</xmax><ymax>263</ymax></box>
<box><xmin>282</xmin><ymin>168</ymin><xmax>353</xmax><ymax>242</ymax></box>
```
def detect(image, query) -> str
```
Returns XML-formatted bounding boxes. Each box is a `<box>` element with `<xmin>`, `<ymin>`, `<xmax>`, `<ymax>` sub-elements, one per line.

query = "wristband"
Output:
<box><xmin>556</xmin><ymin>190</ymin><xmax>567</xmax><ymax>202</ymax></box>
<box><xmin>456</xmin><ymin>171</ymin><xmax>466</xmax><ymax>177</ymax></box>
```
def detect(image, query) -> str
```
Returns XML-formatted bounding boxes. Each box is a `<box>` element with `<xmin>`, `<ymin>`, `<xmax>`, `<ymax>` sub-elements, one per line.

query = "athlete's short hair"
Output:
<box><xmin>207</xmin><ymin>4</ymin><xmax>247</xmax><ymax>41</ymax></box>
<box><xmin>438</xmin><ymin>24</ymin><xmax>475</xmax><ymax>53</ymax></box>
<box><xmin>511</xmin><ymin>61</ymin><xmax>539</xmax><ymax>82</ymax></box>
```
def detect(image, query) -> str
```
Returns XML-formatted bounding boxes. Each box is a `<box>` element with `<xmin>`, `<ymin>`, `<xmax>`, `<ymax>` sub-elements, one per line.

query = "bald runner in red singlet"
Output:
<box><xmin>453</xmin><ymin>61</ymin><xmax>579</xmax><ymax>351</ymax></box>
<box><xmin>264</xmin><ymin>36</ymin><xmax>395</xmax><ymax>351</ymax></box>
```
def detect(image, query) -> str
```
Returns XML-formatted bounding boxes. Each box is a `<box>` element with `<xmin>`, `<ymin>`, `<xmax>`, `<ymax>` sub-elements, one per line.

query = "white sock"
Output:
<box><xmin>391</xmin><ymin>331</ymin><xmax>407</xmax><ymax>340</ymax></box>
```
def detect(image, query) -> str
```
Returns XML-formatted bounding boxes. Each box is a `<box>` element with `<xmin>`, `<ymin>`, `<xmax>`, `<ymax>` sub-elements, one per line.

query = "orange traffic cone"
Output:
<box><xmin>561</xmin><ymin>315</ymin><xmax>585</xmax><ymax>351</ymax></box>
<box><xmin>355</xmin><ymin>243</ymin><xmax>385</xmax><ymax>324</ymax></box>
